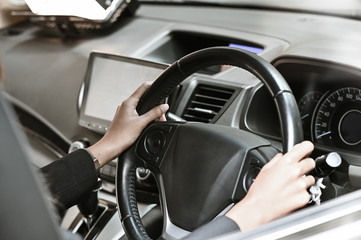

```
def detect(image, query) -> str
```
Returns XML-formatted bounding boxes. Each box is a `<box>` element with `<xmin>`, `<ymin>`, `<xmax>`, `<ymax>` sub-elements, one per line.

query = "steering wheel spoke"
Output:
<box><xmin>136</xmin><ymin>121</ymin><xmax>185</xmax><ymax>171</ymax></box>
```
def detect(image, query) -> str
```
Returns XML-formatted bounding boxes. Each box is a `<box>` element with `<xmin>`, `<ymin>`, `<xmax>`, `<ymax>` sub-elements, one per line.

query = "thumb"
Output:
<box><xmin>141</xmin><ymin>104</ymin><xmax>169</xmax><ymax>123</ymax></box>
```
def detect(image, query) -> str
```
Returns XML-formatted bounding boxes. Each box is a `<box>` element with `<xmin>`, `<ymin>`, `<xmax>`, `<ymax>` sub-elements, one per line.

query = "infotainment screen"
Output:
<box><xmin>79</xmin><ymin>52</ymin><xmax>168</xmax><ymax>133</ymax></box>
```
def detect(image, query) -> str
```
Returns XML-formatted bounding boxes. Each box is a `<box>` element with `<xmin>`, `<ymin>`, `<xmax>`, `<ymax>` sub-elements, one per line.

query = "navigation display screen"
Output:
<box><xmin>79</xmin><ymin>52</ymin><xmax>168</xmax><ymax>133</ymax></box>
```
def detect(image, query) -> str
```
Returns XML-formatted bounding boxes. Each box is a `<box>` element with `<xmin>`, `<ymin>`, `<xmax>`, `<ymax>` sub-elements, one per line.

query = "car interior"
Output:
<box><xmin>1</xmin><ymin>0</ymin><xmax>361</xmax><ymax>239</ymax></box>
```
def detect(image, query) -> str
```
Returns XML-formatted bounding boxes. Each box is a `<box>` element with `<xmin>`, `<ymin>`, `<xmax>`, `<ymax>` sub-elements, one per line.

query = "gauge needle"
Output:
<box><xmin>301</xmin><ymin>114</ymin><xmax>309</xmax><ymax>120</ymax></box>
<box><xmin>316</xmin><ymin>131</ymin><xmax>331</xmax><ymax>139</ymax></box>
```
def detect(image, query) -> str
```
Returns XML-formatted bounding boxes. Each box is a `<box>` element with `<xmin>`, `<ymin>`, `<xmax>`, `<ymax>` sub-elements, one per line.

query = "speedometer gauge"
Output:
<box><xmin>313</xmin><ymin>87</ymin><xmax>361</xmax><ymax>152</ymax></box>
<box><xmin>298</xmin><ymin>91</ymin><xmax>323</xmax><ymax>140</ymax></box>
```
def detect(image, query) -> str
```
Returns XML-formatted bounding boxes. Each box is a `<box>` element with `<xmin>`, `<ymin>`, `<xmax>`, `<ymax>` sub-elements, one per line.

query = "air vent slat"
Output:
<box><xmin>199</xmin><ymin>87</ymin><xmax>233</xmax><ymax>93</ymax></box>
<box><xmin>191</xmin><ymin>100</ymin><xmax>223</xmax><ymax>107</ymax></box>
<box><xmin>194</xmin><ymin>94</ymin><xmax>228</xmax><ymax>105</ymax></box>
<box><xmin>183</xmin><ymin>114</ymin><xmax>212</xmax><ymax>123</ymax></box>
<box><xmin>189</xmin><ymin>107</ymin><xmax>217</xmax><ymax>115</ymax></box>
<box><xmin>189</xmin><ymin>101</ymin><xmax>223</xmax><ymax>111</ymax></box>
<box><xmin>182</xmin><ymin>84</ymin><xmax>235</xmax><ymax>123</ymax></box>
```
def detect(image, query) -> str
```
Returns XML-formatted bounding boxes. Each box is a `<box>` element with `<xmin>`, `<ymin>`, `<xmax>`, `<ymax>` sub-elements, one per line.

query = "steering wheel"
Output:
<box><xmin>116</xmin><ymin>47</ymin><xmax>303</xmax><ymax>239</ymax></box>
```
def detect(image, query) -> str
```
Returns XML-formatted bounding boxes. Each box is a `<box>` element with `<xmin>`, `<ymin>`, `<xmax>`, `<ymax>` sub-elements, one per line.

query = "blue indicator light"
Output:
<box><xmin>229</xmin><ymin>43</ymin><xmax>263</xmax><ymax>54</ymax></box>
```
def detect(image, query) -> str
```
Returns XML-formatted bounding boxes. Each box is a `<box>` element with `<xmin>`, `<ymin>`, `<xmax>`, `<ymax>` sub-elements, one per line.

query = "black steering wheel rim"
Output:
<box><xmin>117</xmin><ymin>46</ymin><xmax>303</xmax><ymax>240</ymax></box>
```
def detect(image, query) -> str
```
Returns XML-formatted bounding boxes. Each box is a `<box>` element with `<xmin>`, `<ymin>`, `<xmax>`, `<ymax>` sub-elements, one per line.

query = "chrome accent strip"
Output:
<box><xmin>158</xmin><ymin>175</ymin><xmax>191</xmax><ymax>240</ymax></box>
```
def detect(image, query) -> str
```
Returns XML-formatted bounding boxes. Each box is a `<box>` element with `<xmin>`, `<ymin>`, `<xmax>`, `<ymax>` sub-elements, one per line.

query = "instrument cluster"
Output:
<box><xmin>274</xmin><ymin>58</ymin><xmax>361</xmax><ymax>153</ymax></box>
<box><xmin>298</xmin><ymin>87</ymin><xmax>361</xmax><ymax>152</ymax></box>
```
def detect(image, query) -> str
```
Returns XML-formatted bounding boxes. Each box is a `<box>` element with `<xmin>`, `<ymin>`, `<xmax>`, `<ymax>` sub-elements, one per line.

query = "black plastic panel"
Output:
<box><xmin>144</xmin><ymin>31</ymin><xmax>263</xmax><ymax>74</ymax></box>
<box><xmin>245</xmin><ymin>85</ymin><xmax>281</xmax><ymax>139</ymax></box>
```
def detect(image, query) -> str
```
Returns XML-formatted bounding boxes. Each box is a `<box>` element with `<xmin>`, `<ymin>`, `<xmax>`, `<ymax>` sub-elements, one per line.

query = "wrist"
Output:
<box><xmin>87</xmin><ymin>142</ymin><xmax>112</xmax><ymax>167</ymax></box>
<box><xmin>87</xmin><ymin>137</ymin><xmax>127</xmax><ymax>167</ymax></box>
<box><xmin>84</xmin><ymin>148</ymin><xmax>101</xmax><ymax>174</ymax></box>
<box><xmin>225</xmin><ymin>197</ymin><xmax>266</xmax><ymax>231</ymax></box>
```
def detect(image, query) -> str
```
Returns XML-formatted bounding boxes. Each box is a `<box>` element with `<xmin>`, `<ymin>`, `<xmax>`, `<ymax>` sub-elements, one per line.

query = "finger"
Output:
<box><xmin>300</xmin><ymin>175</ymin><xmax>315</xmax><ymax>189</ymax></box>
<box><xmin>141</xmin><ymin>104</ymin><xmax>169</xmax><ymax>123</ymax></box>
<box><xmin>284</xmin><ymin>141</ymin><xmax>314</xmax><ymax>163</ymax></box>
<box><xmin>122</xmin><ymin>82</ymin><xmax>153</xmax><ymax>109</ymax></box>
<box><xmin>129</xmin><ymin>81</ymin><xmax>153</xmax><ymax>100</ymax></box>
<box><xmin>293</xmin><ymin>190</ymin><xmax>312</xmax><ymax>208</ymax></box>
<box><xmin>298</xmin><ymin>158</ymin><xmax>316</xmax><ymax>176</ymax></box>
<box><xmin>263</xmin><ymin>153</ymin><xmax>283</xmax><ymax>169</ymax></box>
<box><xmin>272</xmin><ymin>152</ymin><xmax>283</xmax><ymax>162</ymax></box>
<box><xmin>159</xmin><ymin>114</ymin><xmax>167</xmax><ymax>122</ymax></box>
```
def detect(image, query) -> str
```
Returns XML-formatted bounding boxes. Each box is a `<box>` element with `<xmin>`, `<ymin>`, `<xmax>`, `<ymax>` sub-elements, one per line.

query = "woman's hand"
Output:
<box><xmin>226</xmin><ymin>141</ymin><xmax>316</xmax><ymax>231</ymax></box>
<box><xmin>87</xmin><ymin>81</ymin><xmax>169</xmax><ymax>167</ymax></box>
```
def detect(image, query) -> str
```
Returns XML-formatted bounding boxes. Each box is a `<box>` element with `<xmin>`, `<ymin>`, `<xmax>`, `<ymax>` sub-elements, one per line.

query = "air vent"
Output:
<box><xmin>182</xmin><ymin>84</ymin><xmax>235</xmax><ymax>123</ymax></box>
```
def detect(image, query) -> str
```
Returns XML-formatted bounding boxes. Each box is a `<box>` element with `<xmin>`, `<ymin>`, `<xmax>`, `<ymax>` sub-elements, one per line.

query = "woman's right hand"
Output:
<box><xmin>226</xmin><ymin>141</ymin><xmax>316</xmax><ymax>231</ymax></box>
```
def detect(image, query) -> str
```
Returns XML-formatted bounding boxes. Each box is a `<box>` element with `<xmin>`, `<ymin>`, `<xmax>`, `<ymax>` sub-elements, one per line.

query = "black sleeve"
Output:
<box><xmin>182</xmin><ymin>216</ymin><xmax>240</xmax><ymax>240</ymax></box>
<box><xmin>40</xmin><ymin>149</ymin><xmax>98</xmax><ymax>212</ymax></box>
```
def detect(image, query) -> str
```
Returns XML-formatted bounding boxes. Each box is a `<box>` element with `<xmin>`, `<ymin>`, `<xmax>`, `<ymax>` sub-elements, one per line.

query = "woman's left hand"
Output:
<box><xmin>87</xmin><ymin>81</ymin><xmax>169</xmax><ymax>167</ymax></box>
